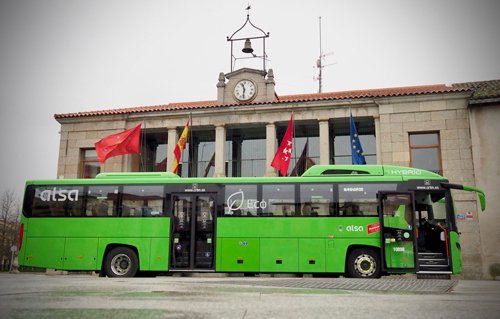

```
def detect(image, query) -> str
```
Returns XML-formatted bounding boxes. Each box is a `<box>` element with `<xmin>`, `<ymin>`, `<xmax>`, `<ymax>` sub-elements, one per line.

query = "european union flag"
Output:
<box><xmin>350</xmin><ymin>112</ymin><xmax>366</xmax><ymax>165</ymax></box>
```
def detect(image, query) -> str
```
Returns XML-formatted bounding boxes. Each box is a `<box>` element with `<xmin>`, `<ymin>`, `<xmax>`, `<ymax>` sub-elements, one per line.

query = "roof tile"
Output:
<box><xmin>54</xmin><ymin>84</ymin><xmax>470</xmax><ymax>119</ymax></box>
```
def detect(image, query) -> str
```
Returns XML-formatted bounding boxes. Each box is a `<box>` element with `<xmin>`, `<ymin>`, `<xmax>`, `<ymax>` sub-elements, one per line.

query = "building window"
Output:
<box><xmin>140</xmin><ymin>131</ymin><xmax>168</xmax><ymax>172</ymax></box>
<box><xmin>409</xmin><ymin>132</ymin><xmax>442</xmax><ymax>175</ymax></box>
<box><xmin>80</xmin><ymin>149</ymin><xmax>101</xmax><ymax>178</ymax></box>
<box><xmin>226</xmin><ymin>126</ymin><xmax>266</xmax><ymax>177</ymax></box>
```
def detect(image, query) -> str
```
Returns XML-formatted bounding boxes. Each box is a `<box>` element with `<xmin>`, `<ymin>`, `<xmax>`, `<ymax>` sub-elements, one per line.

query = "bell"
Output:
<box><xmin>242</xmin><ymin>39</ymin><xmax>254</xmax><ymax>54</ymax></box>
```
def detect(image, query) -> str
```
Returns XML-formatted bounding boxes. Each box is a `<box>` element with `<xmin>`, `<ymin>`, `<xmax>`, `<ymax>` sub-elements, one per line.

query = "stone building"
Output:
<box><xmin>453</xmin><ymin>80</ymin><xmax>500</xmax><ymax>279</ymax></box>
<box><xmin>54</xmin><ymin>68</ymin><xmax>497</xmax><ymax>279</ymax></box>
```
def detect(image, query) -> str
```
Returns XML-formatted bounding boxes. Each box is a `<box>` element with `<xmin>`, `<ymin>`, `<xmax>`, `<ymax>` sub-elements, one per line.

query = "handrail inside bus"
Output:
<box><xmin>441</xmin><ymin>182</ymin><xmax>486</xmax><ymax>211</ymax></box>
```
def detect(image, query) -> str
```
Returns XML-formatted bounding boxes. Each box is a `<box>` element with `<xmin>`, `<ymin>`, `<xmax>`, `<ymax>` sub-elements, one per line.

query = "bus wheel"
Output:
<box><xmin>104</xmin><ymin>247</ymin><xmax>139</xmax><ymax>277</ymax></box>
<box><xmin>347</xmin><ymin>248</ymin><xmax>381</xmax><ymax>279</ymax></box>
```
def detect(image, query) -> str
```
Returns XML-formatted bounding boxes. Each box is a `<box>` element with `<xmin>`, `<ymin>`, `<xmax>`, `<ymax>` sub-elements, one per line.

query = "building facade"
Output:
<box><xmin>55</xmin><ymin>69</ymin><xmax>497</xmax><ymax>279</ymax></box>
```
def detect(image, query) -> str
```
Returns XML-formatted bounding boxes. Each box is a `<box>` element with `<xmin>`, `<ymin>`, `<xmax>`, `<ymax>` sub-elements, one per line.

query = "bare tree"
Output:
<box><xmin>1</xmin><ymin>189</ymin><xmax>19</xmax><ymax>266</ymax></box>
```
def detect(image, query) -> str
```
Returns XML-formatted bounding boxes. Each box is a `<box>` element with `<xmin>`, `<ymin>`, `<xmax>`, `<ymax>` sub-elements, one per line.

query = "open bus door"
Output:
<box><xmin>378</xmin><ymin>192</ymin><xmax>418</xmax><ymax>273</ymax></box>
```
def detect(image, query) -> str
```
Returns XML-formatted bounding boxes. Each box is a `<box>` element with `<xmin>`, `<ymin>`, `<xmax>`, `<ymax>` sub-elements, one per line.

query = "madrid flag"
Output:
<box><xmin>271</xmin><ymin>115</ymin><xmax>293</xmax><ymax>176</ymax></box>
<box><xmin>95</xmin><ymin>124</ymin><xmax>141</xmax><ymax>164</ymax></box>
<box><xmin>173</xmin><ymin>120</ymin><xmax>189</xmax><ymax>174</ymax></box>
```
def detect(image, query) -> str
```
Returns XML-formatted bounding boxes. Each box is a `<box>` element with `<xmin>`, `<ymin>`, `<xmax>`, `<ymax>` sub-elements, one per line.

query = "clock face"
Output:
<box><xmin>234</xmin><ymin>80</ymin><xmax>256</xmax><ymax>101</ymax></box>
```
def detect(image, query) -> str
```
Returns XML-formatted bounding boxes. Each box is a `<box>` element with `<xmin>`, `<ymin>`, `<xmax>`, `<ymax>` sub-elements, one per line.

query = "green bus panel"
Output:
<box><xmin>24</xmin><ymin>237</ymin><xmax>65</xmax><ymax>269</ymax></box>
<box><xmin>450</xmin><ymin>231</ymin><xmax>462</xmax><ymax>274</ymax></box>
<box><xmin>97</xmin><ymin>238</ymin><xmax>152</xmax><ymax>271</ymax></box>
<box><xmin>217</xmin><ymin>217</ymin><xmax>381</xmax><ymax>239</ymax></box>
<box><xmin>384</xmin><ymin>241</ymin><xmax>415</xmax><ymax>269</ymax></box>
<box><xmin>260</xmin><ymin>238</ymin><xmax>298</xmax><ymax>272</ymax></box>
<box><xmin>25</xmin><ymin>218</ymin><xmax>170</xmax><ymax>238</ymax></box>
<box><xmin>64</xmin><ymin>238</ymin><xmax>98</xmax><ymax>270</ymax></box>
<box><xmin>220</xmin><ymin>238</ymin><xmax>259</xmax><ymax>272</ymax></box>
<box><xmin>299</xmin><ymin>239</ymin><xmax>326</xmax><ymax>272</ymax></box>
<box><xmin>150</xmin><ymin>238</ymin><xmax>169</xmax><ymax>271</ymax></box>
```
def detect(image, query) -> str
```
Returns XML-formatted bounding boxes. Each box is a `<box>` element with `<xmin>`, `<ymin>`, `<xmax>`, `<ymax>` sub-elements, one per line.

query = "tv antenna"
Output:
<box><xmin>313</xmin><ymin>17</ymin><xmax>336</xmax><ymax>93</ymax></box>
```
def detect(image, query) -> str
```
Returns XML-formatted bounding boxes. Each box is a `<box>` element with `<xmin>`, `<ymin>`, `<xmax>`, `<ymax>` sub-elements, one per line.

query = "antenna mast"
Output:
<box><xmin>318</xmin><ymin>16</ymin><xmax>323</xmax><ymax>93</ymax></box>
<box><xmin>313</xmin><ymin>17</ymin><xmax>335</xmax><ymax>93</ymax></box>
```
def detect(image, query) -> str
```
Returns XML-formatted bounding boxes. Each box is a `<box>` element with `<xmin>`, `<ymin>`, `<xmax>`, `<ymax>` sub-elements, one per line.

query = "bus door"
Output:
<box><xmin>378</xmin><ymin>192</ymin><xmax>417</xmax><ymax>272</ymax></box>
<box><xmin>170</xmin><ymin>193</ymin><xmax>216</xmax><ymax>271</ymax></box>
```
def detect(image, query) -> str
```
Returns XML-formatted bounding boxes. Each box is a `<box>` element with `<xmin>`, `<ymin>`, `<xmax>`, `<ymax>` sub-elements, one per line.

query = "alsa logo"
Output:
<box><xmin>390</xmin><ymin>169</ymin><xmax>422</xmax><ymax>175</ymax></box>
<box><xmin>39</xmin><ymin>188</ymin><xmax>79</xmax><ymax>202</ymax></box>
<box><xmin>346</xmin><ymin>225</ymin><xmax>364</xmax><ymax>232</ymax></box>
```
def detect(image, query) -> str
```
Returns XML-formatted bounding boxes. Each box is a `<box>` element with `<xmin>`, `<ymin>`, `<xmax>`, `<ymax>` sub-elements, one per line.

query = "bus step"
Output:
<box><xmin>418</xmin><ymin>264</ymin><xmax>450</xmax><ymax>272</ymax></box>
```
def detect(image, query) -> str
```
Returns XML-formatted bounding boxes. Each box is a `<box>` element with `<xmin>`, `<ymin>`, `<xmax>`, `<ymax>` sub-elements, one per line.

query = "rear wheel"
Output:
<box><xmin>347</xmin><ymin>248</ymin><xmax>381</xmax><ymax>278</ymax></box>
<box><xmin>104</xmin><ymin>247</ymin><xmax>139</xmax><ymax>277</ymax></box>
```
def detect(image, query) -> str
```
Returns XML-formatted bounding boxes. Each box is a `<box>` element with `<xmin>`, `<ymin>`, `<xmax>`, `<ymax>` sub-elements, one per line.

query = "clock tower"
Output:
<box><xmin>217</xmin><ymin>68</ymin><xmax>275</xmax><ymax>105</ymax></box>
<box><xmin>217</xmin><ymin>9</ymin><xmax>275</xmax><ymax>105</ymax></box>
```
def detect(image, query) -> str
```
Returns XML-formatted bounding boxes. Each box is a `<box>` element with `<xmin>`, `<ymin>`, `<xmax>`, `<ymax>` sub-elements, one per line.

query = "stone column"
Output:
<box><xmin>373</xmin><ymin>114</ymin><xmax>381</xmax><ymax>164</ymax></box>
<box><xmin>265</xmin><ymin>122</ymin><xmax>277</xmax><ymax>177</ymax></box>
<box><xmin>214</xmin><ymin>124</ymin><xmax>226</xmax><ymax>177</ymax></box>
<box><xmin>319</xmin><ymin>120</ymin><xmax>330</xmax><ymax>165</ymax></box>
<box><xmin>167</xmin><ymin>127</ymin><xmax>179</xmax><ymax>173</ymax></box>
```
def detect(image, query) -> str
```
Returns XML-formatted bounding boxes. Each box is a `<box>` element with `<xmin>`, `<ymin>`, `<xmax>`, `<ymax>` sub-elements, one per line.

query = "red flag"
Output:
<box><xmin>173</xmin><ymin>120</ymin><xmax>189</xmax><ymax>174</ymax></box>
<box><xmin>94</xmin><ymin>124</ymin><xmax>141</xmax><ymax>164</ymax></box>
<box><xmin>271</xmin><ymin>115</ymin><xmax>293</xmax><ymax>176</ymax></box>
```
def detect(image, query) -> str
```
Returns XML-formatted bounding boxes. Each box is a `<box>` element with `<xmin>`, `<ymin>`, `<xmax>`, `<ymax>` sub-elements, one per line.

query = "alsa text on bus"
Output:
<box><xmin>40</xmin><ymin>188</ymin><xmax>79</xmax><ymax>202</ymax></box>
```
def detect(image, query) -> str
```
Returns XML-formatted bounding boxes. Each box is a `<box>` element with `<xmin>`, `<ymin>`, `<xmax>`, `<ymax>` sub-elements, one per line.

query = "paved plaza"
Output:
<box><xmin>0</xmin><ymin>273</ymin><xmax>499</xmax><ymax>318</ymax></box>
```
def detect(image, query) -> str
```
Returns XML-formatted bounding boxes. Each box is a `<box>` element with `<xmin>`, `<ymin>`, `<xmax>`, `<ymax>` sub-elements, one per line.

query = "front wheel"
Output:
<box><xmin>347</xmin><ymin>248</ymin><xmax>381</xmax><ymax>279</ymax></box>
<box><xmin>104</xmin><ymin>246</ymin><xmax>139</xmax><ymax>277</ymax></box>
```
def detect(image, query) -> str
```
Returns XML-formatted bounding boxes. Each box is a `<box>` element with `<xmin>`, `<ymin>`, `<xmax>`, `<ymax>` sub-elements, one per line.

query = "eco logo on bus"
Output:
<box><xmin>39</xmin><ymin>188</ymin><xmax>79</xmax><ymax>202</ymax></box>
<box><xmin>226</xmin><ymin>190</ymin><xmax>266</xmax><ymax>214</ymax></box>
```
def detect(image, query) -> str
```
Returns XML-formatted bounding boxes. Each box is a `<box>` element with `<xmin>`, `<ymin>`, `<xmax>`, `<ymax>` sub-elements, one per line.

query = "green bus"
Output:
<box><xmin>18</xmin><ymin>165</ymin><xmax>485</xmax><ymax>278</ymax></box>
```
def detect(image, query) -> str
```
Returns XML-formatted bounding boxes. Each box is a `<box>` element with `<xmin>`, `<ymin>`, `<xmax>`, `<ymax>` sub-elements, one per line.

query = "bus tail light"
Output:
<box><xmin>19</xmin><ymin>224</ymin><xmax>24</xmax><ymax>250</ymax></box>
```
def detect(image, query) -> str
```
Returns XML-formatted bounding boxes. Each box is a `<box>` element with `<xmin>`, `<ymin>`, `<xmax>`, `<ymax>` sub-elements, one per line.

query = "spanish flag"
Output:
<box><xmin>173</xmin><ymin>120</ymin><xmax>189</xmax><ymax>174</ymax></box>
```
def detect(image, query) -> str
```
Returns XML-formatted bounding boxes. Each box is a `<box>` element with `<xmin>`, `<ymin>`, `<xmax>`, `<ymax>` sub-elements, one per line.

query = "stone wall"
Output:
<box><xmin>470</xmin><ymin>104</ymin><xmax>500</xmax><ymax>279</ymax></box>
<box><xmin>378</xmin><ymin>93</ymin><xmax>483</xmax><ymax>279</ymax></box>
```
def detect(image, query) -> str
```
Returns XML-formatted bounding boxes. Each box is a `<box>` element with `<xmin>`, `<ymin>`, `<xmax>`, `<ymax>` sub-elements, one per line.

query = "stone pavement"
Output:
<box><xmin>0</xmin><ymin>273</ymin><xmax>499</xmax><ymax>319</ymax></box>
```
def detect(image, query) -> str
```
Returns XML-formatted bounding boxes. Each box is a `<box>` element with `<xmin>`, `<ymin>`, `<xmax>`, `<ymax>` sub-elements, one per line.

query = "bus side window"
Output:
<box><xmin>32</xmin><ymin>186</ymin><xmax>85</xmax><ymax>217</ymax></box>
<box><xmin>262</xmin><ymin>185</ymin><xmax>295</xmax><ymax>217</ymax></box>
<box><xmin>338</xmin><ymin>183</ymin><xmax>397</xmax><ymax>217</ymax></box>
<box><xmin>299</xmin><ymin>184</ymin><xmax>334</xmax><ymax>217</ymax></box>
<box><xmin>121</xmin><ymin>185</ymin><xmax>165</xmax><ymax>217</ymax></box>
<box><xmin>86</xmin><ymin>186</ymin><xmax>119</xmax><ymax>217</ymax></box>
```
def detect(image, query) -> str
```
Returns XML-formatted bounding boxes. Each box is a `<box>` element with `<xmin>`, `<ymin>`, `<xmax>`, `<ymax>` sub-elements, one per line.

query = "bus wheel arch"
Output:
<box><xmin>345</xmin><ymin>245</ymin><xmax>381</xmax><ymax>279</ymax></box>
<box><xmin>102</xmin><ymin>245</ymin><xmax>139</xmax><ymax>278</ymax></box>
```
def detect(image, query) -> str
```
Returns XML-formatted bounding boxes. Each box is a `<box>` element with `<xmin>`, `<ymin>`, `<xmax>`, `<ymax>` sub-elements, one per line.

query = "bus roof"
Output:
<box><xmin>25</xmin><ymin>165</ymin><xmax>445</xmax><ymax>186</ymax></box>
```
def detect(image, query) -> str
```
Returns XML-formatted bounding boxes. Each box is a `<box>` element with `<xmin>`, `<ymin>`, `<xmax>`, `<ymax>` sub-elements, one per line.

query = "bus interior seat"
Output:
<box><xmin>93</xmin><ymin>201</ymin><xmax>109</xmax><ymax>217</ymax></box>
<box><xmin>142</xmin><ymin>206</ymin><xmax>152</xmax><ymax>217</ymax></box>
<box><xmin>121</xmin><ymin>205</ymin><xmax>130</xmax><ymax>217</ymax></box>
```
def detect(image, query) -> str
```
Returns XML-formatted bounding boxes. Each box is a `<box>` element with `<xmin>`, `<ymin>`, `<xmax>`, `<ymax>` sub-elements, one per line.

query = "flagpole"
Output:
<box><xmin>189</xmin><ymin>112</ymin><xmax>193</xmax><ymax>177</ymax></box>
<box><xmin>140</xmin><ymin>120</ymin><xmax>146</xmax><ymax>172</ymax></box>
<box><xmin>292</xmin><ymin>105</ymin><xmax>297</xmax><ymax>176</ymax></box>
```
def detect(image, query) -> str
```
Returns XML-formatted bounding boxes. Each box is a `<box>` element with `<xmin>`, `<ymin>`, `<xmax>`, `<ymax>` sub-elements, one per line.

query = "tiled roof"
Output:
<box><xmin>54</xmin><ymin>84</ymin><xmax>470</xmax><ymax>119</ymax></box>
<box><xmin>452</xmin><ymin>79</ymin><xmax>500</xmax><ymax>101</ymax></box>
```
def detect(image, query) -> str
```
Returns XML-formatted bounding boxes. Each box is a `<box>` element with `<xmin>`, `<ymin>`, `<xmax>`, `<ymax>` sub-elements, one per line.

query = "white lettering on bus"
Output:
<box><xmin>393</xmin><ymin>247</ymin><xmax>405</xmax><ymax>252</ymax></box>
<box><xmin>343</xmin><ymin>188</ymin><xmax>364</xmax><ymax>192</ymax></box>
<box><xmin>40</xmin><ymin>188</ymin><xmax>79</xmax><ymax>202</ymax></box>
<box><xmin>227</xmin><ymin>190</ymin><xmax>267</xmax><ymax>213</ymax></box>
<box><xmin>346</xmin><ymin>225</ymin><xmax>364</xmax><ymax>232</ymax></box>
<box><xmin>390</xmin><ymin>169</ymin><xmax>422</xmax><ymax>175</ymax></box>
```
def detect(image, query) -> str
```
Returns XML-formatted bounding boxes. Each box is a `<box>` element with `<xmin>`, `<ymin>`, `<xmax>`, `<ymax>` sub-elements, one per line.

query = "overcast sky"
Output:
<box><xmin>1</xmin><ymin>0</ymin><xmax>499</xmax><ymax>198</ymax></box>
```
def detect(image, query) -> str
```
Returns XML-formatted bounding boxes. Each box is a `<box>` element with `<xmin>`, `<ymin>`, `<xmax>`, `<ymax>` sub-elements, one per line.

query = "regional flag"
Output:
<box><xmin>173</xmin><ymin>120</ymin><xmax>189</xmax><ymax>174</ymax></box>
<box><xmin>350</xmin><ymin>112</ymin><xmax>366</xmax><ymax>165</ymax></box>
<box><xmin>94</xmin><ymin>124</ymin><xmax>141</xmax><ymax>164</ymax></box>
<box><xmin>271</xmin><ymin>115</ymin><xmax>293</xmax><ymax>176</ymax></box>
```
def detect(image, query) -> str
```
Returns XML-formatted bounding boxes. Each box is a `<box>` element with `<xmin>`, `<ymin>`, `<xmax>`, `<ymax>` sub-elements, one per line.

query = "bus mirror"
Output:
<box><xmin>441</xmin><ymin>183</ymin><xmax>486</xmax><ymax>211</ymax></box>
<box><xmin>463</xmin><ymin>185</ymin><xmax>486</xmax><ymax>211</ymax></box>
